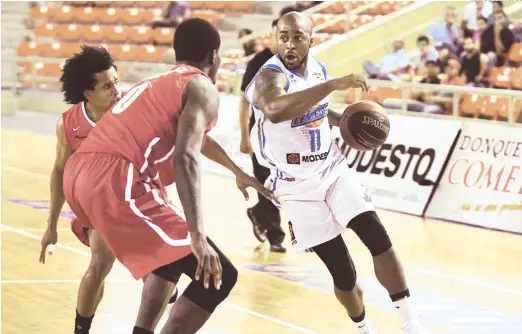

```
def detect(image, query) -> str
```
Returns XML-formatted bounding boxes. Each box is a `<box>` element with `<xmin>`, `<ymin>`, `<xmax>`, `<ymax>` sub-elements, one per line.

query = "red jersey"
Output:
<box><xmin>62</xmin><ymin>102</ymin><xmax>96</xmax><ymax>151</ymax></box>
<box><xmin>76</xmin><ymin>65</ymin><xmax>217</xmax><ymax>187</ymax></box>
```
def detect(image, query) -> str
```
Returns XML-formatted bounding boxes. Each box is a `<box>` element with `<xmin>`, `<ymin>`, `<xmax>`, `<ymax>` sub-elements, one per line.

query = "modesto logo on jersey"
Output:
<box><xmin>333</xmin><ymin>115</ymin><xmax>462</xmax><ymax>216</ymax></box>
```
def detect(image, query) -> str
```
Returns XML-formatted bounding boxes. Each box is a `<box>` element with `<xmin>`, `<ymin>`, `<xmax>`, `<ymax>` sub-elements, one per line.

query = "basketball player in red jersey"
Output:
<box><xmin>62</xmin><ymin>19</ymin><xmax>272</xmax><ymax>334</ymax></box>
<box><xmin>39</xmin><ymin>46</ymin><xmax>177</xmax><ymax>334</ymax></box>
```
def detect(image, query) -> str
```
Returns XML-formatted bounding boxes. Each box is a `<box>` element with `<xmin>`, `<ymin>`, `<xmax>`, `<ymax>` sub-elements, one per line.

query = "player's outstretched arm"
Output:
<box><xmin>40</xmin><ymin>116</ymin><xmax>73</xmax><ymax>263</ymax></box>
<box><xmin>253</xmin><ymin>69</ymin><xmax>370</xmax><ymax>124</ymax></box>
<box><xmin>201</xmin><ymin>136</ymin><xmax>273</xmax><ymax>200</ymax></box>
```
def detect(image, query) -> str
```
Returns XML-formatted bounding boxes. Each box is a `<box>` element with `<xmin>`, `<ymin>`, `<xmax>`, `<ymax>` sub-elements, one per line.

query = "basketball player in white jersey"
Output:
<box><xmin>245</xmin><ymin>12</ymin><xmax>428</xmax><ymax>334</ymax></box>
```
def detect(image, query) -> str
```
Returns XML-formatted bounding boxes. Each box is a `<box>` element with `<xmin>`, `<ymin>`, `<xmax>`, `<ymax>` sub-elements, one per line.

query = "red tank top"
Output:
<box><xmin>76</xmin><ymin>65</ymin><xmax>217</xmax><ymax>187</ymax></box>
<box><xmin>62</xmin><ymin>102</ymin><xmax>96</xmax><ymax>151</ymax></box>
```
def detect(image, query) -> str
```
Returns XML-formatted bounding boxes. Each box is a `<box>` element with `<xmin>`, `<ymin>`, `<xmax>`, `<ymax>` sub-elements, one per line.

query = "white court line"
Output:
<box><xmin>2</xmin><ymin>227</ymin><xmax>71</xmax><ymax>233</ymax></box>
<box><xmin>4</xmin><ymin>164</ymin><xmax>522</xmax><ymax>299</ymax></box>
<box><xmin>0</xmin><ymin>222</ymin><xmax>319</xmax><ymax>334</ymax></box>
<box><xmin>416</xmin><ymin>268</ymin><xmax>522</xmax><ymax>297</ymax></box>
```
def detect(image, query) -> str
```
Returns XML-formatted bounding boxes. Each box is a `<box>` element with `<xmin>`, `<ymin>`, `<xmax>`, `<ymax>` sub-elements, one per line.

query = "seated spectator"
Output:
<box><xmin>409</xmin><ymin>35</ymin><xmax>438</xmax><ymax>80</ymax></box>
<box><xmin>421</xmin><ymin>60</ymin><xmax>442</xmax><ymax>84</ymax></box>
<box><xmin>475</xmin><ymin>16</ymin><xmax>489</xmax><ymax>47</ymax></box>
<box><xmin>151</xmin><ymin>1</ymin><xmax>191</xmax><ymax>29</ymax></box>
<box><xmin>480</xmin><ymin>11</ymin><xmax>515</xmax><ymax>66</ymax></box>
<box><xmin>238</xmin><ymin>28</ymin><xmax>258</xmax><ymax>57</ymax></box>
<box><xmin>385</xmin><ymin>59</ymin><xmax>465</xmax><ymax>115</ymax></box>
<box><xmin>363</xmin><ymin>39</ymin><xmax>411</xmax><ymax>81</ymax></box>
<box><xmin>436</xmin><ymin>43</ymin><xmax>456</xmax><ymax>73</ymax></box>
<box><xmin>460</xmin><ymin>37</ymin><xmax>489</xmax><ymax>86</ymax></box>
<box><xmin>427</xmin><ymin>6</ymin><xmax>459</xmax><ymax>53</ymax></box>
<box><xmin>463</xmin><ymin>0</ymin><xmax>492</xmax><ymax>30</ymax></box>
<box><xmin>488</xmin><ymin>0</ymin><xmax>504</xmax><ymax>24</ymax></box>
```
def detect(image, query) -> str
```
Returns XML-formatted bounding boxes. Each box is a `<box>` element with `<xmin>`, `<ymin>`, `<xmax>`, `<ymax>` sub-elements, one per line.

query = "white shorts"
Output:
<box><xmin>266</xmin><ymin>156</ymin><xmax>375</xmax><ymax>253</ymax></box>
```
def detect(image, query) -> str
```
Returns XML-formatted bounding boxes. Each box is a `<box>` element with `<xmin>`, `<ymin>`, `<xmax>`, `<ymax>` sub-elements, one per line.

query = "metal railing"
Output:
<box><xmin>6</xmin><ymin>55</ymin><xmax>521</xmax><ymax>126</ymax></box>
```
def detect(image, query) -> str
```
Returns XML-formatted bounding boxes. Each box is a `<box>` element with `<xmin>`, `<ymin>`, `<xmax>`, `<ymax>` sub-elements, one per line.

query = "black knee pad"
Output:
<box><xmin>349</xmin><ymin>211</ymin><xmax>392</xmax><ymax>256</ymax></box>
<box><xmin>183</xmin><ymin>259</ymin><xmax>238</xmax><ymax>313</ymax></box>
<box><xmin>313</xmin><ymin>235</ymin><xmax>357</xmax><ymax>291</ymax></box>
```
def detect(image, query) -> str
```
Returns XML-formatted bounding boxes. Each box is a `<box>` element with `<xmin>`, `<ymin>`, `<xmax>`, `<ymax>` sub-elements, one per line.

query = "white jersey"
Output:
<box><xmin>245</xmin><ymin>55</ymin><xmax>342</xmax><ymax>180</ymax></box>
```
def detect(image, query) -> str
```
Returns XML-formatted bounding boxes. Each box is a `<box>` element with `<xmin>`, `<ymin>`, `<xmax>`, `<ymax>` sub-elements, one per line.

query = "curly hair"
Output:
<box><xmin>60</xmin><ymin>45</ymin><xmax>117</xmax><ymax>104</ymax></box>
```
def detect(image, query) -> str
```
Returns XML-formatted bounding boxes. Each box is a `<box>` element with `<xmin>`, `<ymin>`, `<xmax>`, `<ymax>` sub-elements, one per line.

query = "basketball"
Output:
<box><xmin>339</xmin><ymin>100</ymin><xmax>390</xmax><ymax>151</ymax></box>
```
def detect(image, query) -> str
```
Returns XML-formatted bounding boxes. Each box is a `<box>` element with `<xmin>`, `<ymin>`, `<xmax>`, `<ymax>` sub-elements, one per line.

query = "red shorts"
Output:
<box><xmin>63</xmin><ymin>152</ymin><xmax>192</xmax><ymax>279</ymax></box>
<box><xmin>71</xmin><ymin>218</ymin><xmax>90</xmax><ymax>247</ymax></box>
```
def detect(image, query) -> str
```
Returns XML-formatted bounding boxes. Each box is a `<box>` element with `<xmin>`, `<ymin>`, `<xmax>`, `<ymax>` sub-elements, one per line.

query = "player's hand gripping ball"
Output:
<box><xmin>339</xmin><ymin>100</ymin><xmax>390</xmax><ymax>151</ymax></box>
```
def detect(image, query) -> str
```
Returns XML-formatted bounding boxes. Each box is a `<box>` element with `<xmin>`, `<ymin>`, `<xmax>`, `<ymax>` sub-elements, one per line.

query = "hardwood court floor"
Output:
<box><xmin>2</xmin><ymin>128</ymin><xmax>522</xmax><ymax>334</ymax></box>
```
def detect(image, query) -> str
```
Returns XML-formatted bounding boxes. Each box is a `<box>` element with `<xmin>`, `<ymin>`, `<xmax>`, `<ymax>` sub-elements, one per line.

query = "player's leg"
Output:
<box><xmin>153</xmin><ymin>238</ymin><xmax>238</xmax><ymax>334</ymax></box>
<box><xmin>247</xmin><ymin>153</ymin><xmax>269</xmax><ymax>242</ymax></box>
<box><xmin>279</xmin><ymin>195</ymin><xmax>375</xmax><ymax>333</ymax></box>
<box><xmin>349</xmin><ymin>212</ymin><xmax>425</xmax><ymax>333</ymax></box>
<box><xmin>327</xmin><ymin>169</ymin><xmax>426</xmax><ymax>333</ymax></box>
<box><xmin>75</xmin><ymin>230</ymin><xmax>116</xmax><ymax>334</ymax></box>
<box><xmin>134</xmin><ymin>274</ymin><xmax>177</xmax><ymax>333</ymax></box>
<box><xmin>312</xmin><ymin>235</ymin><xmax>376</xmax><ymax>334</ymax></box>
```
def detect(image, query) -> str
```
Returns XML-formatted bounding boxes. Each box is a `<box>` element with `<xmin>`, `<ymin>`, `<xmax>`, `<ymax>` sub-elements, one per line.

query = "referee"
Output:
<box><xmin>239</xmin><ymin>19</ymin><xmax>286</xmax><ymax>253</ymax></box>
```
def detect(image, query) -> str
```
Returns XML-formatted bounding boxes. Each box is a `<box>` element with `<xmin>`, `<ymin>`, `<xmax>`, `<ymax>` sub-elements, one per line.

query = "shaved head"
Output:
<box><xmin>276</xmin><ymin>11</ymin><xmax>313</xmax><ymax>72</ymax></box>
<box><xmin>277</xmin><ymin>11</ymin><xmax>313</xmax><ymax>35</ymax></box>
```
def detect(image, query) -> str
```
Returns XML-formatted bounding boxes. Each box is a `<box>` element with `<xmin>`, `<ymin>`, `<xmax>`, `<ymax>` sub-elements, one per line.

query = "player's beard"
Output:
<box><xmin>283</xmin><ymin>50</ymin><xmax>309</xmax><ymax>71</ymax></box>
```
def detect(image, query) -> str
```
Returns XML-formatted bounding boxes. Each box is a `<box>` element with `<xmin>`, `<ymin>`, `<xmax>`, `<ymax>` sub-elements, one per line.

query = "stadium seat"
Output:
<box><xmin>104</xmin><ymin>25</ymin><xmax>129</xmax><ymax>43</ymax></box>
<box><xmin>17</xmin><ymin>41</ymin><xmax>41</xmax><ymax>57</ymax></box>
<box><xmin>460</xmin><ymin>93</ymin><xmax>484</xmax><ymax>118</ymax></box>
<box><xmin>489</xmin><ymin>67</ymin><xmax>512</xmax><ymax>89</ymax></box>
<box><xmin>507</xmin><ymin>43</ymin><xmax>522</xmax><ymax>63</ymax></box>
<box><xmin>151</xmin><ymin>27</ymin><xmax>174</xmax><ymax>45</ymax></box>
<box><xmin>99</xmin><ymin>7</ymin><xmax>120</xmax><ymax>24</ymax></box>
<box><xmin>128</xmin><ymin>25</ymin><xmax>153</xmax><ymax>44</ymax></box>
<box><xmin>482</xmin><ymin>95</ymin><xmax>509</xmax><ymax>120</ymax></box>
<box><xmin>511</xmin><ymin>67</ymin><xmax>522</xmax><ymax>90</ymax></box>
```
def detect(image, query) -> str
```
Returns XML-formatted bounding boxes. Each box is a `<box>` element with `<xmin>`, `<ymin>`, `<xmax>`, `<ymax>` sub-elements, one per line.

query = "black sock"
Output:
<box><xmin>349</xmin><ymin>306</ymin><xmax>366</xmax><ymax>323</ymax></box>
<box><xmin>132</xmin><ymin>327</ymin><xmax>154</xmax><ymax>334</ymax></box>
<box><xmin>74</xmin><ymin>310</ymin><xmax>94</xmax><ymax>334</ymax></box>
<box><xmin>390</xmin><ymin>289</ymin><xmax>410</xmax><ymax>302</ymax></box>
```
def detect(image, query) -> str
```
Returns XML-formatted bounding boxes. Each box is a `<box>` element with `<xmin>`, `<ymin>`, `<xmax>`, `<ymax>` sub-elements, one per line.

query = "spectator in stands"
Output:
<box><xmin>475</xmin><ymin>16</ymin><xmax>489</xmax><ymax>45</ymax></box>
<box><xmin>421</xmin><ymin>60</ymin><xmax>441</xmax><ymax>84</ymax></box>
<box><xmin>151</xmin><ymin>1</ymin><xmax>191</xmax><ymax>29</ymax></box>
<box><xmin>410</xmin><ymin>35</ymin><xmax>438</xmax><ymax>80</ymax></box>
<box><xmin>488</xmin><ymin>1</ymin><xmax>504</xmax><ymax>24</ymax></box>
<box><xmin>436</xmin><ymin>43</ymin><xmax>456</xmax><ymax>73</ymax></box>
<box><xmin>463</xmin><ymin>0</ymin><xmax>492</xmax><ymax>30</ymax></box>
<box><xmin>427</xmin><ymin>6</ymin><xmax>459</xmax><ymax>52</ymax></box>
<box><xmin>460</xmin><ymin>37</ymin><xmax>489</xmax><ymax>87</ymax></box>
<box><xmin>238</xmin><ymin>28</ymin><xmax>258</xmax><ymax>57</ymax></box>
<box><xmin>400</xmin><ymin>59</ymin><xmax>465</xmax><ymax>114</ymax></box>
<box><xmin>480</xmin><ymin>11</ymin><xmax>515</xmax><ymax>66</ymax></box>
<box><xmin>238</xmin><ymin>19</ymin><xmax>286</xmax><ymax>253</ymax></box>
<box><xmin>363</xmin><ymin>39</ymin><xmax>411</xmax><ymax>81</ymax></box>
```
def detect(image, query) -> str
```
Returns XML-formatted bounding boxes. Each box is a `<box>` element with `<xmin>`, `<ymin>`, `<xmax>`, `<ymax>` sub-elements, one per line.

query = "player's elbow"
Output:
<box><xmin>263</xmin><ymin>104</ymin><xmax>285</xmax><ymax>124</ymax></box>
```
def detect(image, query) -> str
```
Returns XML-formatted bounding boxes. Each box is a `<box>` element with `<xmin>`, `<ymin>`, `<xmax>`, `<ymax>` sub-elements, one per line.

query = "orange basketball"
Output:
<box><xmin>339</xmin><ymin>100</ymin><xmax>390</xmax><ymax>151</ymax></box>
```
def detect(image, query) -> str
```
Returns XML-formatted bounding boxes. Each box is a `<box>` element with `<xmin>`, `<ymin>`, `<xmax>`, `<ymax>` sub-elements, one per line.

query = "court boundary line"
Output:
<box><xmin>4</xmin><ymin>164</ymin><xmax>522</xmax><ymax>299</ymax></box>
<box><xmin>0</xmin><ymin>223</ymin><xmax>319</xmax><ymax>334</ymax></box>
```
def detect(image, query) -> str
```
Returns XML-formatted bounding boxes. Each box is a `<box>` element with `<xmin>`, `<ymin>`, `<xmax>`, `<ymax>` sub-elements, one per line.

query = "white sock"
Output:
<box><xmin>393</xmin><ymin>296</ymin><xmax>421</xmax><ymax>328</ymax></box>
<box><xmin>355</xmin><ymin>318</ymin><xmax>376</xmax><ymax>334</ymax></box>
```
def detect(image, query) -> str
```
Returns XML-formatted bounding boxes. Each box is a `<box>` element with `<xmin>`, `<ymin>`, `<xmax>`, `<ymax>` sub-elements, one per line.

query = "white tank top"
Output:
<box><xmin>245</xmin><ymin>54</ymin><xmax>342</xmax><ymax>180</ymax></box>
